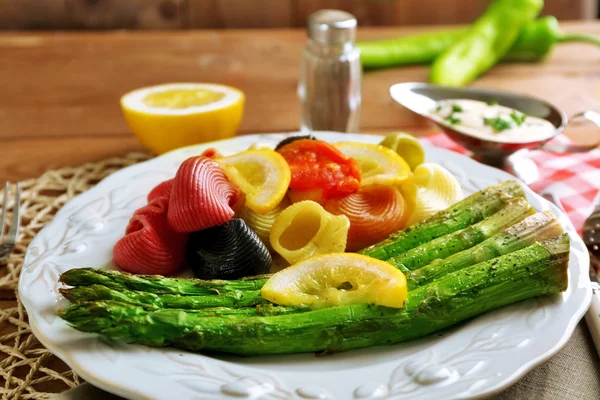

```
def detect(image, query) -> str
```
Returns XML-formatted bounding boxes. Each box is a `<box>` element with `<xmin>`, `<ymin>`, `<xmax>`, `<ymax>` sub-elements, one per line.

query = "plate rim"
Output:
<box><xmin>19</xmin><ymin>131</ymin><xmax>592</xmax><ymax>400</ymax></box>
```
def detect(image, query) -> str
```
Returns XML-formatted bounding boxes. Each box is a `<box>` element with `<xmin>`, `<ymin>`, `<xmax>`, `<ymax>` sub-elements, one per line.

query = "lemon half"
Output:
<box><xmin>261</xmin><ymin>253</ymin><xmax>407</xmax><ymax>309</ymax></box>
<box><xmin>121</xmin><ymin>83</ymin><xmax>244</xmax><ymax>154</ymax></box>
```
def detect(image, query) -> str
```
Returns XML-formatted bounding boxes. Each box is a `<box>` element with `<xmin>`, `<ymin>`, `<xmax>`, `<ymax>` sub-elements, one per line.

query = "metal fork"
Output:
<box><xmin>0</xmin><ymin>182</ymin><xmax>21</xmax><ymax>260</ymax></box>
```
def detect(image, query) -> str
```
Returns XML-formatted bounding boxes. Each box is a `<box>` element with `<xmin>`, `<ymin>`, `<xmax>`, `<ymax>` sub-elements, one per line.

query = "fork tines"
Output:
<box><xmin>0</xmin><ymin>182</ymin><xmax>21</xmax><ymax>259</ymax></box>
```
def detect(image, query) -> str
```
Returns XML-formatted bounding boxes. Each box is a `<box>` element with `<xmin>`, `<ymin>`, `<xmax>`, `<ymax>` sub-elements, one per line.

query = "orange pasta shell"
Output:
<box><xmin>324</xmin><ymin>185</ymin><xmax>406</xmax><ymax>252</ymax></box>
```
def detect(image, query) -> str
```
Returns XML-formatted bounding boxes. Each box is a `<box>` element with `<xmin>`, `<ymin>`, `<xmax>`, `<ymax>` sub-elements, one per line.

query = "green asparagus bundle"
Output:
<box><xmin>359</xmin><ymin>180</ymin><xmax>524</xmax><ymax>260</ymax></box>
<box><xmin>387</xmin><ymin>197</ymin><xmax>533</xmax><ymax>272</ymax></box>
<box><xmin>57</xmin><ymin>181</ymin><xmax>570</xmax><ymax>356</ymax></box>
<box><xmin>60</xmin><ymin>234</ymin><xmax>569</xmax><ymax>355</ymax></box>
<box><xmin>406</xmin><ymin>211</ymin><xmax>563</xmax><ymax>289</ymax></box>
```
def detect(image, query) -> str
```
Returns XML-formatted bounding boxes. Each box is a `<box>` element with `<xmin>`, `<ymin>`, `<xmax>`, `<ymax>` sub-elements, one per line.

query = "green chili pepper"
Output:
<box><xmin>357</xmin><ymin>29</ymin><xmax>468</xmax><ymax>69</ymax></box>
<box><xmin>358</xmin><ymin>16</ymin><xmax>600</xmax><ymax>70</ymax></box>
<box><xmin>506</xmin><ymin>15</ymin><xmax>600</xmax><ymax>61</ymax></box>
<box><xmin>359</xmin><ymin>16</ymin><xmax>600</xmax><ymax>70</ymax></box>
<box><xmin>430</xmin><ymin>0</ymin><xmax>543</xmax><ymax>86</ymax></box>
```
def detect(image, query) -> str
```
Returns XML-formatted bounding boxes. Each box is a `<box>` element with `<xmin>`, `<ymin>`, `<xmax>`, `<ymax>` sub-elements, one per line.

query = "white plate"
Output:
<box><xmin>20</xmin><ymin>132</ymin><xmax>591</xmax><ymax>400</ymax></box>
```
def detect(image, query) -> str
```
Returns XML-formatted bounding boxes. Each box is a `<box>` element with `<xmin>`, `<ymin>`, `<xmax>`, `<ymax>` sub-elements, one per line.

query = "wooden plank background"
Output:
<box><xmin>1</xmin><ymin>22</ymin><xmax>599</xmax><ymax>182</ymax></box>
<box><xmin>0</xmin><ymin>0</ymin><xmax>596</xmax><ymax>30</ymax></box>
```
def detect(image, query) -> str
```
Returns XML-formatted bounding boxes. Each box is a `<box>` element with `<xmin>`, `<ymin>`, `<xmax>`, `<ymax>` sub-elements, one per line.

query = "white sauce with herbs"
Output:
<box><xmin>429</xmin><ymin>99</ymin><xmax>556</xmax><ymax>143</ymax></box>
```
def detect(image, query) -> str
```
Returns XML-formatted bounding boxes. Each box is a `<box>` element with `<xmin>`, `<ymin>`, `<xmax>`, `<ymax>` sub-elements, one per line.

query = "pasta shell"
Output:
<box><xmin>324</xmin><ymin>185</ymin><xmax>406</xmax><ymax>252</ymax></box>
<box><xmin>270</xmin><ymin>200</ymin><xmax>350</xmax><ymax>265</ymax></box>
<box><xmin>113</xmin><ymin>197</ymin><xmax>188</xmax><ymax>276</ymax></box>
<box><xmin>401</xmin><ymin>163</ymin><xmax>463</xmax><ymax>227</ymax></box>
<box><xmin>187</xmin><ymin>218</ymin><xmax>272</xmax><ymax>279</ymax></box>
<box><xmin>238</xmin><ymin>197</ymin><xmax>291</xmax><ymax>251</ymax></box>
<box><xmin>167</xmin><ymin>156</ymin><xmax>244</xmax><ymax>233</ymax></box>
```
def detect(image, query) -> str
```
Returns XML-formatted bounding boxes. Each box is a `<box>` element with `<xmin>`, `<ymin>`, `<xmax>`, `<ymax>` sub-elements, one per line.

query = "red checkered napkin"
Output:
<box><xmin>422</xmin><ymin>133</ymin><xmax>600</xmax><ymax>233</ymax></box>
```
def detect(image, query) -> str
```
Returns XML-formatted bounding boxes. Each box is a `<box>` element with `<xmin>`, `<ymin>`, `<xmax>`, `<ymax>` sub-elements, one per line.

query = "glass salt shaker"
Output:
<box><xmin>298</xmin><ymin>10</ymin><xmax>361</xmax><ymax>133</ymax></box>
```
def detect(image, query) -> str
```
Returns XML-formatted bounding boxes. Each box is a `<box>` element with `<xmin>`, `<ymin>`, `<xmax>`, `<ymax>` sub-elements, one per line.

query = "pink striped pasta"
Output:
<box><xmin>113</xmin><ymin>197</ymin><xmax>188</xmax><ymax>276</ymax></box>
<box><xmin>167</xmin><ymin>156</ymin><xmax>244</xmax><ymax>233</ymax></box>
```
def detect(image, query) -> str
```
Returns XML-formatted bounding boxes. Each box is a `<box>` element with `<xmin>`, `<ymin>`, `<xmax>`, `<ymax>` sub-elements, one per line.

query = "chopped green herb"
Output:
<box><xmin>448</xmin><ymin>116</ymin><xmax>461</xmax><ymax>125</ymax></box>
<box><xmin>510</xmin><ymin>111</ymin><xmax>527</xmax><ymax>126</ymax></box>
<box><xmin>451</xmin><ymin>104</ymin><xmax>463</xmax><ymax>113</ymax></box>
<box><xmin>435</xmin><ymin>104</ymin><xmax>442</xmax><ymax>112</ymax></box>
<box><xmin>486</xmin><ymin>99</ymin><xmax>499</xmax><ymax>106</ymax></box>
<box><xmin>484</xmin><ymin>117</ymin><xmax>512</xmax><ymax>132</ymax></box>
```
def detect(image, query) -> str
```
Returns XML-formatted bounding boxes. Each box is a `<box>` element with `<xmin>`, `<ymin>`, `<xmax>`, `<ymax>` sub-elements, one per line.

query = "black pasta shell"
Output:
<box><xmin>186</xmin><ymin>218</ymin><xmax>272</xmax><ymax>280</ymax></box>
<box><xmin>274</xmin><ymin>135</ymin><xmax>317</xmax><ymax>150</ymax></box>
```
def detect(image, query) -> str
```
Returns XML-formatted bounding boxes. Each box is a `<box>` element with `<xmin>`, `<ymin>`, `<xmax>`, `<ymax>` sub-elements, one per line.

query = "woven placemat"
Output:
<box><xmin>0</xmin><ymin>153</ymin><xmax>151</xmax><ymax>400</ymax></box>
<box><xmin>0</xmin><ymin>153</ymin><xmax>599</xmax><ymax>400</ymax></box>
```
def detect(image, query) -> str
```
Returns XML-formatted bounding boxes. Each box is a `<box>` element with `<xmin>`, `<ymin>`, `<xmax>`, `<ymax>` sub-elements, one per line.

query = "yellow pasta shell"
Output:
<box><xmin>401</xmin><ymin>163</ymin><xmax>463</xmax><ymax>227</ymax></box>
<box><xmin>270</xmin><ymin>201</ymin><xmax>350</xmax><ymax>265</ymax></box>
<box><xmin>238</xmin><ymin>197</ymin><xmax>291</xmax><ymax>251</ymax></box>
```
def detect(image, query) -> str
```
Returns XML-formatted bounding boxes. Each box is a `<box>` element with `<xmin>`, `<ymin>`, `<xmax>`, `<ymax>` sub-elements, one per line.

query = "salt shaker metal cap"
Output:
<box><xmin>308</xmin><ymin>10</ymin><xmax>357</xmax><ymax>47</ymax></box>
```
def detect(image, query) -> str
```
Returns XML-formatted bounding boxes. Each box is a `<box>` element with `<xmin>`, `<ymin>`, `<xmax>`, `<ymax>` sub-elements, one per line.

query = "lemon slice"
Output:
<box><xmin>261</xmin><ymin>253</ymin><xmax>407</xmax><ymax>309</ymax></box>
<box><xmin>217</xmin><ymin>149</ymin><xmax>291</xmax><ymax>214</ymax></box>
<box><xmin>401</xmin><ymin>163</ymin><xmax>463</xmax><ymax>226</ymax></box>
<box><xmin>121</xmin><ymin>83</ymin><xmax>244</xmax><ymax>154</ymax></box>
<box><xmin>334</xmin><ymin>142</ymin><xmax>411</xmax><ymax>186</ymax></box>
<box><xmin>379</xmin><ymin>132</ymin><xmax>425</xmax><ymax>171</ymax></box>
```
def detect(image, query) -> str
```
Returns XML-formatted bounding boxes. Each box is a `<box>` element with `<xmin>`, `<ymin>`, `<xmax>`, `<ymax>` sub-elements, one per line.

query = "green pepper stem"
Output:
<box><xmin>558</xmin><ymin>33</ymin><xmax>600</xmax><ymax>47</ymax></box>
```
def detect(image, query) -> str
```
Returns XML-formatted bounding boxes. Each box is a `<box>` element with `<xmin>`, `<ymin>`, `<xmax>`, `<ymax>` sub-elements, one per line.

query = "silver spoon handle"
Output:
<box><xmin>541</xmin><ymin>110</ymin><xmax>600</xmax><ymax>153</ymax></box>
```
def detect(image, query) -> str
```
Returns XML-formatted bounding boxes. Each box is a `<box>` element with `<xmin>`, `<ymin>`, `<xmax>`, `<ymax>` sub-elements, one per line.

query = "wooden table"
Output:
<box><xmin>1</xmin><ymin>22</ymin><xmax>600</xmax><ymax>184</ymax></box>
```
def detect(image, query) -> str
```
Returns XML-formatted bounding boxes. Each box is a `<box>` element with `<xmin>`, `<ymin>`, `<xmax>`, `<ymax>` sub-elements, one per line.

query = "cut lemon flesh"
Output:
<box><xmin>120</xmin><ymin>83</ymin><xmax>244</xmax><ymax>154</ymax></box>
<box><xmin>261</xmin><ymin>253</ymin><xmax>407</xmax><ymax>309</ymax></box>
<box><xmin>380</xmin><ymin>132</ymin><xmax>425</xmax><ymax>171</ymax></box>
<box><xmin>334</xmin><ymin>142</ymin><xmax>411</xmax><ymax>186</ymax></box>
<box><xmin>217</xmin><ymin>149</ymin><xmax>291</xmax><ymax>214</ymax></box>
<box><xmin>143</xmin><ymin>88</ymin><xmax>226</xmax><ymax>109</ymax></box>
<box><xmin>401</xmin><ymin>163</ymin><xmax>463</xmax><ymax>226</ymax></box>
